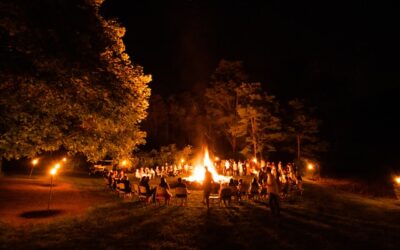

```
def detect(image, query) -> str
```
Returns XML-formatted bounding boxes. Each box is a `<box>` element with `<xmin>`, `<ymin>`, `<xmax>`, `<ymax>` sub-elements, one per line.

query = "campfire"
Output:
<box><xmin>185</xmin><ymin>148</ymin><xmax>230</xmax><ymax>183</ymax></box>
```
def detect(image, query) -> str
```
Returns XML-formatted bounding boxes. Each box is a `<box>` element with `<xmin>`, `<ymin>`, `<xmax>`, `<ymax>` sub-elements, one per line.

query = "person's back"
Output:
<box><xmin>176</xmin><ymin>178</ymin><xmax>187</xmax><ymax>188</ymax></box>
<box><xmin>123</xmin><ymin>176</ymin><xmax>131</xmax><ymax>192</ymax></box>
<box><xmin>266</xmin><ymin>167</ymin><xmax>280</xmax><ymax>215</ymax></box>
<box><xmin>228</xmin><ymin>178</ymin><xmax>236</xmax><ymax>188</ymax></box>
<box><xmin>267</xmin><ymin>172</ymin><xmax>279</xmax><ymax>195</ymax></box>
<box><xmin>159</xmin><ymin>178</ymin><xmax>170</xmax><ymax>190</ymax></box>
<box><xmin>175</xmin><ymin>178</ymin><xmax>188</xmax><ymax>199</ymax></box>
<box><xmin>141</xmin><ymin>178</ymin><xmax>151</xmax><ymax>194</ymax></box>
<box><xmin>157</xmin><ymin>177</ymin><xmax>172</xmax><ymax>201</ymax></box>
<box><xmin>204</xmin><ymin>168</ymin><xmax>213</xmax><ymax>190</ymax></box>
<box><xmin>250</xmin><ymin>178</ymin><xmax>259</xmax><ymax>193</ymax></box>
<box><xmin>203</xmin><ymin>167</ymin><xmax>214</xmax><ymax>209</ymax></box>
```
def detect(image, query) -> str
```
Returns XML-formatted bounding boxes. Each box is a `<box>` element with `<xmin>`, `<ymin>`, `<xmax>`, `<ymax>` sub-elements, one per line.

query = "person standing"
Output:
<box><xmin>203</xmin><ymin>166</ymin><xmax>214</xmax><ymax>209</ymax></box>
<box><xmin>266</xmin><ymin>167</ymin><xmax>280</xmax><ymax>216</ymax></box>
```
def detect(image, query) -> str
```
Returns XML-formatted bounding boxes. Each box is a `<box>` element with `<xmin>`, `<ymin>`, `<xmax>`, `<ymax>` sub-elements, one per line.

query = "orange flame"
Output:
<box><xmin>185</xmin><ymin>148</ymin><xmax>230</xmax><ymax>183</ymax></box>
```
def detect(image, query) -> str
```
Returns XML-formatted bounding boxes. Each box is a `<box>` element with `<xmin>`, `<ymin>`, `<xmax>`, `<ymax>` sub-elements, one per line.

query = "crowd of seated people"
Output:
<box><xmin>104</xmin><ymin>170</ymin><xmax>132</xmax><ymax>193</ymax></box>
<box><xmin>216</xmin><ymin>161</ymin><xmax>303</xmax><ymax>204</ymax></box>
<box><xmin>102</xmin><ymin>159</ymin><xmax>303</xmax><ymax>206</ymax></box>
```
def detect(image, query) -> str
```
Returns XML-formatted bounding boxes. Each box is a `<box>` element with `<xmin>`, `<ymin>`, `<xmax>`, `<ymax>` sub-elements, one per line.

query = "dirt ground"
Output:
<box><xmin>0</xmin><ymin>174</ymin><xmax>111</xmax><ymax>226</ymax></box>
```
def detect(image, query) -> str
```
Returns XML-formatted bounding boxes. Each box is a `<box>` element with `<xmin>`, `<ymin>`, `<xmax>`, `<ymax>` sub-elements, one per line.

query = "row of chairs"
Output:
<box><xmin>208</xmin><ymin>184</ymin><xmax>303</xmax><ymax>207</ymax></box>
<box><xmin>109</xmin><ymin>182</ymin><xmax>189</xmax><ymax>207</ymax></box>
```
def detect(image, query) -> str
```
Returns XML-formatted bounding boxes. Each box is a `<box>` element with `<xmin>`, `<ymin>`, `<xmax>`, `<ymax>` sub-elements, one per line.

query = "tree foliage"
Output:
<box><xmin>236</xmin><ymin>83</ymin><xmax>282</xmax><ymax>159</ymax></box>
<box><xmin>205</xmin><ymin>59</ymin><xmax>248</xmax><ymax>155</ymax></box>
<box><xmin>285</xmin><ymin>99</ymin><xmax>327</xmax><ymax>160</ymax></box>
<box><xmin>0</xmin><ymin>0</ymin><xmax>151</xmax><ymax>163</ymax></box>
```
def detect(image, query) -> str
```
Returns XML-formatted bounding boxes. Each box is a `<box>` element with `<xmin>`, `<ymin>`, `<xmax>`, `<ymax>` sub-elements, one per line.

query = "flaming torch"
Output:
<box><xmin>29</xmin><ymin>158</ymin><xmax>39</xmax><ymax>178</ymax></box>
<box><xmin>48</xmin><ymin>167</ymin><xmax>57</xmax><ymax>210</ymax></box>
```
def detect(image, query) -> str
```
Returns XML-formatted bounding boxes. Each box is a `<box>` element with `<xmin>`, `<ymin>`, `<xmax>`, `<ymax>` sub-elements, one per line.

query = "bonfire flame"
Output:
<box><xmin>185</xmin><ymin>148</ymin><xmax>230</xmax><ymax>183</ymax></box>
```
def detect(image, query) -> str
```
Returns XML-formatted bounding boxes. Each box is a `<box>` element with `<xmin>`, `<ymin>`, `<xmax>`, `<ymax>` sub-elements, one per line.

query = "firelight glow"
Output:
<box><xmin>54</xmin><ymin>163</ymin><xmax>61</xmax><ymax>169</ymax></box>
<box><xmin>395</xmin><ymin>176</ymin><xmax>400</xmax><ymax>185</ymax></box>
<box><xmin>50</xmin><ymin>168</ymin><xmax>57</xmax><ymax>175</ymax></box>
<box><xmin>32</xmin><ymin>159</ymin><xmax>39</xmax><ymax>165</ymax></box>
<box><xmin>185</xmin><ymin>148</ymin><xmax>230</xmax><ymax>183</ymax></box>
<box><xmin>62</xmin><ymin>157</ymin><xmax>67</xmax><ymax>162</ymax></box>
<box><xmin>308</xmin><ymin>163</ymin><xmax>314</xmax><ymax>170</ymax></box>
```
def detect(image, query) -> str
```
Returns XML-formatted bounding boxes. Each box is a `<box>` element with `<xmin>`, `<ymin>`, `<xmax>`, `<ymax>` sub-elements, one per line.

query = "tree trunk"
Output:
<box><xmin>0</xmin><ymin>157</ymin><xmax>3</xmax><ymax>176</ymax></box>
<box><xmin>297</xmin><ymin>135</ymin><xmax>301</xmax><ymax>160</ymax></box>
<box><xmin>251</xmin><ymin>117</ymin><xmax>257</xmax><ymax>159</ymax></box>
<box><xmin>232</xmin><ymin>136</ymin><xmax>236</xmax><ymax>157</ymax></box>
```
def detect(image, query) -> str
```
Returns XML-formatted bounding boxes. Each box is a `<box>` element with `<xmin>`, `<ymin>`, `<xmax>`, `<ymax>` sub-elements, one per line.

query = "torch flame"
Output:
<box><xmin>185</xmin><ymin>148</ymin><xmax>230</xmax><ymax>183</ymax></box>
<box><xmin>50</xmin><ymin>168</ymin><xmax>57</xmax><ymax>175</ymax></box>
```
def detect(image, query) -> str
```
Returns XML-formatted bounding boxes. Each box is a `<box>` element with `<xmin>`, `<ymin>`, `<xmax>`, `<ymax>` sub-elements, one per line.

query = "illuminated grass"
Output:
<box><xmin>1</xmin><ymin>176</ymin><xmax>400</xmax><ymax>249</ymax></box>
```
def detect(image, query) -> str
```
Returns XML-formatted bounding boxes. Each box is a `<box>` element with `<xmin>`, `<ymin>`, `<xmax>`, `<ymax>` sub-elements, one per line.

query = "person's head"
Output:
<box><xmin>229</xmin><ymin>178</ymin><xmax>234</xmax><ymax>184</ymax></box>
<box><xmin>177</xmin><ymin>177</ymin><xmax>182</xmax><ymax>183</ymax></box>
<box><xmin>204</xmin><ymin>166</ymin><xmax>208</xmax><ymax>171</ymax></box>
<box><xmin>160</xmin><ymin>177</ymin><xmax>166</xmax><ymax>184</ymax></box>
<box><xmin>239</xmin><ymin>179</ymin><xmax>243</xmax><ymax>184</ymax></box>
<box><xmin>266</xmin><ymin>167</ymin><xmax>272</xmax><ymax>174</ymax></box>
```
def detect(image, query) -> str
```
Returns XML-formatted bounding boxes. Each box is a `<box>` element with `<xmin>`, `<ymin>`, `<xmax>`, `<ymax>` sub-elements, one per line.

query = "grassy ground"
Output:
<box><xmin>1</xmin><ymin>174</ymin><xmax>400</xmax><ymax>249</ymax></box>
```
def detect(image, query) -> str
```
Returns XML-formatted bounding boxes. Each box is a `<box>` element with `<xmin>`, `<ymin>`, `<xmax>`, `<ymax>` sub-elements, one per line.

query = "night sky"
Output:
<box><xmin>101</xmin><ymin>0</ymin><xmax>400</xmax><ymax>176</ymax></box>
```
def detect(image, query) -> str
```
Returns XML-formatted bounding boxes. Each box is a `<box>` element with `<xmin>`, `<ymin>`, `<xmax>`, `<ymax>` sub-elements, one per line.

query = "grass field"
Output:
<box><xmin>1</xmin><ymin>173</ymin><xmax>400</xmax><ymax>249</ymax></box>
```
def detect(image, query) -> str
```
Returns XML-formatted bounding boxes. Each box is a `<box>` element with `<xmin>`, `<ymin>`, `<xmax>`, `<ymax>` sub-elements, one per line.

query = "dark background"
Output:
<box><xmin>101</xmin><ymin>0</ymin><xmax>400</xmax><ymax>177</ymax></box>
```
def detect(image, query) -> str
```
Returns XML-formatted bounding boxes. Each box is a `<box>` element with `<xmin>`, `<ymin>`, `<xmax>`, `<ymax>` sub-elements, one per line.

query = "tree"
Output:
<box><xmin>286</xmin><ymin>99</ymin><xmax>324</xmax><ymax>161</ymax></box>
<box><xmin>0</xmin><ymin>0</ymin><xmax>151</xmax><ymax>173</ymax></box>
<box><xmin>205</xmin><ymin>59</ymin><xmax>248</xmax><ymax>156</ymax></box>
<box><xmin>236</xmin><ymin>83</ymin><xmax>282</xmax><ymax>160</ymax></box>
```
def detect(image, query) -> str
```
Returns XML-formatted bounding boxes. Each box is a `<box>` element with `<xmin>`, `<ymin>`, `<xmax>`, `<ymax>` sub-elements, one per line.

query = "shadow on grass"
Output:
<box><xmin>20</xmin><ymin>209</ymin><xmax>64</xmax><ymax>219</ymax></box>
<box><xmin>36</xmin><ymin>183</ymin><xmax>58</xmax><ymax>187</ymax></box>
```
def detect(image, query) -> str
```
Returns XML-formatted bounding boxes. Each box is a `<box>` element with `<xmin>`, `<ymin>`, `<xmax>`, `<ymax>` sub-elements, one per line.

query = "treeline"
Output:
<box><xmin>143</xmin><ymin>60</ymin><xmax>327</xmax><ymax>162</ymax></box>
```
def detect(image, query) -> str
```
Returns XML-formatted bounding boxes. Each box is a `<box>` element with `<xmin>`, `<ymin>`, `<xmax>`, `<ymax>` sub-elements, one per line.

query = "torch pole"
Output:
<box><xmin>47</xmin><ymin>175</ymin><xmax>53</xmax><ymax>210</ymax></box>
<box><xmin>29</xmin><ymin>166</ymin><xmax>34</xmax><ymax>178</ymax></box>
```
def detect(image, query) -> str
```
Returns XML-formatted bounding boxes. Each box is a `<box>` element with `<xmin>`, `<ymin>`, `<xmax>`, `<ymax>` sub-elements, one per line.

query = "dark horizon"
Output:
<box><xmin>101</xmin><ymin>0</ymin><xmax>400</xmax><ymax>177</ymax></box>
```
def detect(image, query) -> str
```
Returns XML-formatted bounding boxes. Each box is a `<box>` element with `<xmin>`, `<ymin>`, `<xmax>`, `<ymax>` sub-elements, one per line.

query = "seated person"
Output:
<box><xmin>175</xmin><ymin>178</ymin><xmax>189</xmax><ymax>198</ymax></box>
<box><xmin>281</xmin><ymin>176</ymin><xmax>290</xmax><ymax>197</ymax></box>
<box><xmin>139</xmin><ymin>176</ymin><xmax>156</xmax><ymax>200</ymax></box>
<box><xmin>219</xmin><ymin>183</ymin><xmax>233</xmax><ymax>206</ymax></box>
<box><xmin>157</xmin><ymin>177</ymin><xmax>172</xmax><ymax>202</ymax></box>
<box><xmin>228</xmin><ymin>178</ymin><xmax>237</xmax><ymax>188</ymax></box>
<box><xmin>249</xmin><ymin>177</ymin><xmax>260</xmax><ymax>199</ymax></box>
<box><xmin>107</xmin><ymin>171</ymin><xmax>114</xmax><ymax>187</ymax></box>
<box><xmin>259</xmin><ymin>179</ymin><xmax>268</xmax><ymax>199</ymax></box>
<box><xmin>237</xmin><ymin>179</ymin><xmax>247</xmax><ymax>201</ymax></box>
<box><xmin>122</xmin><ymin>175</ymin><xmax>131</xmax><ymax>193</ymax></box>
<box><xmin>228</xmin><ymin>177</ymin><xmax>238</xmax><ymax>197</ymax></box>
<box><xmin>139</xmin><ymin>176</ymin><xmax>147</xmax><ymax>186</ymax></box>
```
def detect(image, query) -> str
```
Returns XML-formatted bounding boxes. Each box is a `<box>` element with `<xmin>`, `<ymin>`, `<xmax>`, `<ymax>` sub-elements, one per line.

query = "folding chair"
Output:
<box><xmin>174</xmin><ymin>187</ymin><xmax>188</xmax><ymax>206</ymax></box>
<box><xmin>138</xmin><ymin>185</ymin><xmax>152</xmax><ymax>206</ymax></box>
<box><xmin>155</xmin><ymin>187</ymin><xmax>171</xmax><ymax>206</ymax></box>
